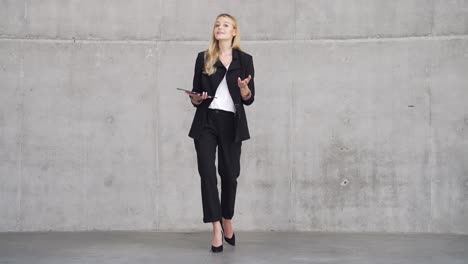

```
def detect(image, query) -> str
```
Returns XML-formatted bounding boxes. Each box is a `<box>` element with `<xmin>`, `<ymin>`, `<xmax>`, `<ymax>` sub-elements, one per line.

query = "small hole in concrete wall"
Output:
<box><xmin>104</xmin><ymin>175</ymin><xmax>114</xmax><ymax>187</ymax></box>
<box><xmin>339</xmin><ymin>146</ymin><xmax>349</xmax><ymax>151</ymax></box>
<box><xmin>341</xmin><ymin>179</ymin><xmax>349</xmax><ymax>186</ymax></box>
<box><xmin>106</xmin><ymin>116</ymin><xmax>114</xmax><ymax>123</ymax></box>
<box><xmin>408</xmin><ymin>105</ymin><xmax>414</xmax><ymax>107</ymax></box>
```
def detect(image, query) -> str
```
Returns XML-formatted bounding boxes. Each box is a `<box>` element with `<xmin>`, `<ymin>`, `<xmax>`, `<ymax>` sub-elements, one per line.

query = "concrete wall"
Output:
<box><xmin>1</xmin><ymin>0</ymin><xmax>467</xmax><ymax>233</ymax></box>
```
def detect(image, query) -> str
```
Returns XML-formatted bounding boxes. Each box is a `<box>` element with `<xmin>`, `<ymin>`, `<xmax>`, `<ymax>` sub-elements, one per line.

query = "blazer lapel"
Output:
<box><xmin>209</xmin><ymin>60</ymin><xmax>226</xmax><ymax>94</ymax></box>
<box><xmin>228</xmin><ymin>50</ymin><xmax>240</xmax><ymax>72</ymax></box>
<box><xmin>226</xmin><ymin>50</ymin><xmax>242</xmax><ymax>102</ymax></box>
<box><xmin>209</xmin><ymin>49</ymin><xmax>241</xmax><ymax>98</ymax></box>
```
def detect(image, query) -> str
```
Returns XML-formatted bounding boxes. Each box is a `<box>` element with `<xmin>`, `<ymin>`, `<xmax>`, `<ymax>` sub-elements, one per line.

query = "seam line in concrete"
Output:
<box><xmin>15</xmin><ymin>41</ymin><xmax>25</xmax><ymax>231</ymax></box>
<box><xmin>1</xmin><ymin>35</ymin><xmax>468</xmax><ymax>44</ymax></box>
<box><xmin>291</xmin><ymin>0</ymin><xmax>297</xmax><ymax>231</ymax></box>
<box><xmin>430</xmin><ymin>0</ymin><xmax>435</xmax><ymax>36</ymax></box>
<box><xmin>153</xmin><ymin>43</ymin><xmax>161</xmax><ymax>230</ymax></box>
<box><xmin>294</xmin><ymin>0</ymin><xmax>297</xmax><ymax>41</ymax></box>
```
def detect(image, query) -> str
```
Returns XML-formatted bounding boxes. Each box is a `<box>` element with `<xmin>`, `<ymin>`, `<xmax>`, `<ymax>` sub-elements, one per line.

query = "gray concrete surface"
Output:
<box><xmin>0</xmin><ymin>231</ymin><xmax>467</xmax><ymax>264</ymax></box>
<box><xmin>1</xmin><ymin>1</ymin><xmax>468</xmax><ymax>233</ymax></box>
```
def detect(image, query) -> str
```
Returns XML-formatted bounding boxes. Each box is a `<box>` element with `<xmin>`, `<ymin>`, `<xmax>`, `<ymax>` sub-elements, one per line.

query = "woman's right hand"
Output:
<box><xmin>187</xmin><ymin>91</ymin><xmax>209</xmax><ymax>104</ymax></box>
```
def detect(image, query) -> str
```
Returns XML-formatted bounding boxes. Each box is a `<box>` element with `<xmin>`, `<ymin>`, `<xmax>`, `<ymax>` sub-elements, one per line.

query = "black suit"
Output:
<box><xmin>189</xmin><ymin>49</ymin><xmax>255</xmax><ymax>142</ymax></box>
<box><xmin>188</xmin><ymin>49</ymin><xmax>255</xmax><ymax>223</ymax></box>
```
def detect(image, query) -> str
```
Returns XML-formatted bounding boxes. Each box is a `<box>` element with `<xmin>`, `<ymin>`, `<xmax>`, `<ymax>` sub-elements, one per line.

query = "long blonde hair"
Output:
<box><xmin>204</xmin><ymin>14</ymin><xmax>241</xmax><ymax>76</ymax></box>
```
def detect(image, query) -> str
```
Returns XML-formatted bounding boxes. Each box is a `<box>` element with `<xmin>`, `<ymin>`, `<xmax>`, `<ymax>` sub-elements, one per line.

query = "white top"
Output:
<box><xmin>208</xmin><ymin>64</ymin><xmax>236</xmax><ymax>113</ymax></box>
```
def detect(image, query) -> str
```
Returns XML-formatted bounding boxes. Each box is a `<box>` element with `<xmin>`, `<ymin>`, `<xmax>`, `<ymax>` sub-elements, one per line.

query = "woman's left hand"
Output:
<box><xmin>238</xmin><ymin>75</ymin><xmax>252</xmax><ymax>98</ymax></box>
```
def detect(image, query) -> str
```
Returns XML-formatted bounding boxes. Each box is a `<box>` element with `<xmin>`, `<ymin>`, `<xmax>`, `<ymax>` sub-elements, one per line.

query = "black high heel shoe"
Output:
<box><xmin>211</xmin><ymin>243</ymin><xmax>223</xmax><ymax>253</ymax></box>
<box><xmin>224</xmin><ymin>232</ymin><xmax>235</xmax><ymax>246</ymax></box>
<box><xmin>211</xmin><ymin>229</ymin><xmax>223</xmax><ymax>253</ymax></box>
<box><xmin>221</xmin><ymin>221</ymin><xmax>236</xmax><ymax>246</ymax></box>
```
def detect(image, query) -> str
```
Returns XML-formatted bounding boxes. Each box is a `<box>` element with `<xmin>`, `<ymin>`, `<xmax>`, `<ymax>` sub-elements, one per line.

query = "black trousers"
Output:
<box><xmin>194</xmin><ymin>109</ymin><xmax>242</xmax><ymax>223</ymax></box>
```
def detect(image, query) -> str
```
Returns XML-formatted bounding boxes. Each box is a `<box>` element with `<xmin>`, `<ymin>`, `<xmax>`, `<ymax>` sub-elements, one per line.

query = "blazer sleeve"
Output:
<box><xmin>190</xmin><ymin>52</ymin><xmax>204</xmax><ymax>108</ymax></box>
<box><xmin>242</xmin><ymin>55</ymin><xmax>255</xmax><ymax>106</ymax></box>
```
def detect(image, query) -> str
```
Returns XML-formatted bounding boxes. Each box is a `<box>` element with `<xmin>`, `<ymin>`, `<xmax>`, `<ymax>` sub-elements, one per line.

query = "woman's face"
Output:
<box><xmin>213</xmin><ymin>16</ymin><xmax>236</xmax><ymax>41</ymax></box>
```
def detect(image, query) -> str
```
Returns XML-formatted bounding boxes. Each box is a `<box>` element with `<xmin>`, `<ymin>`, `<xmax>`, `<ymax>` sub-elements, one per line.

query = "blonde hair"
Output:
<box><xmin>204</xmin><ymin>14</ymin><xmax>241</xmax><ymax>76</ymax></box>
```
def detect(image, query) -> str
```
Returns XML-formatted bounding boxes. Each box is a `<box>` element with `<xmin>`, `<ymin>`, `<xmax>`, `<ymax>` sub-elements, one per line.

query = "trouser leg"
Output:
<box><xmin>216</xmin><ymin>112</ymin><xmax>241</xmax><ymax>220</ymax></box>
<box><xmin>218</xmin><ymin>141</ymin><xmax>241</xmax><ymax>219</ymax></box>
<box><xmin>194</xmin><ymin>124</ymin><xmax>221</xmax><ymax>223</ymax></box>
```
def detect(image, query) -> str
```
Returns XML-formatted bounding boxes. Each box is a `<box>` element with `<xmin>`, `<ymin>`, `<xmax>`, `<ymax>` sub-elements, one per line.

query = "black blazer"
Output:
<box><xmin>188</xmin><ymin>49</ymin><xmax>255</xmax><ymax>142</ymax></box>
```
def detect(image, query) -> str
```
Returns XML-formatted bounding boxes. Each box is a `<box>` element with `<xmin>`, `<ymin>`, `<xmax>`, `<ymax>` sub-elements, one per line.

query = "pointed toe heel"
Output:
<box><xmin>224</xmin><ymin>233</ymin><xmax>235</xmax><ymax>246</ymax></box>
<box><xmin>211</xmin><ymin>244</ymin><xmax>223</xmax><ymax>253</ymax></box>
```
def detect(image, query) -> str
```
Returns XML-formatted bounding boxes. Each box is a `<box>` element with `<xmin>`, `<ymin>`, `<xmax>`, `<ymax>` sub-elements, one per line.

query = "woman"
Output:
<box><xmin>186</xmin><ymin>13</ymin><xmax>255</xmax><ymax>253</ymax></box>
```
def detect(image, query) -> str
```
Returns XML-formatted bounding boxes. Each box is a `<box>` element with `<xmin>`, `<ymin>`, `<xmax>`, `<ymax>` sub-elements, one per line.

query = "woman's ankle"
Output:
<box><xmin>221</xmin><ymin>219</ymin><xmax>234</xmax><ymax>237</ymax></box>
<box><xmin>212</xmin><ymin>221</ymin><xmax>222</xmax><ymax>230</ymax></box>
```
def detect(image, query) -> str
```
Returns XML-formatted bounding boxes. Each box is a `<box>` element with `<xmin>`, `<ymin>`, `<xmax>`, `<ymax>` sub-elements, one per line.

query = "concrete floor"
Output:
<box><xmin>0</xmin><ymin>231</ymin><xmax>467</xmax><ymax>264</ymax></box>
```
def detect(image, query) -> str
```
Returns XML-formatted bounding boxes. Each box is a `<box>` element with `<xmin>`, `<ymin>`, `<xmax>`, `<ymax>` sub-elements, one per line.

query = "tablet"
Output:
<box><xmin>176</xmin><ymin>88</ymin><xmax>215</xmax><ymax>98</ymax></box>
